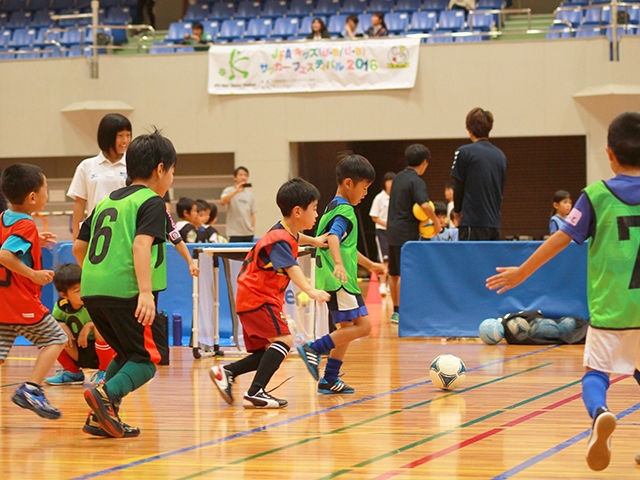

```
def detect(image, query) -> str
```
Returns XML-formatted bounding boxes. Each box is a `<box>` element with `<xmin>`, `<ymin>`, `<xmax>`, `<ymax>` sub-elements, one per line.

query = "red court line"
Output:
<box><xmin>373</xmin><ymin>375</ymin><xmax>630</xmax><ymax>479</ymax></box>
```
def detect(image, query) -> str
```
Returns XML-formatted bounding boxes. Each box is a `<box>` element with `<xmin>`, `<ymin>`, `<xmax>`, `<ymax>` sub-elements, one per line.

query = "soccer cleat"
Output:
<box><xmin>209</xmin><ymin>365</ymin><xmax>234</xmax><ymax>404</ymax></box>
<box><xmin>45</xmin><ymin>369</ymin><xmax>85</xmax><ymax>386</ymax></box>
<box><xmin>390</xmin><ymin>312</ymin><xmax>399</xmax><ymax>324</ymax></box>
<box><xmin>586</xmin><ymin>407</ymin><xmax>617</xmax><ymax>471</ymax></box>
<box><xmin>11</xmin><ymin>383</ymin><xmax>61</xmax><ymax>420</ymax></box>
<box><xmin>90</xmin><ymin>370</ymin><xmax>106</xmax><ymax>385</ymax></box>
<box><xmin>296</xmin><ymin>342</ymin><xmax>320</xmax><ymax>381</ymax></box>
<box><xmin>243</xmin><ymin>389</ymin><xmax>288</xmax><ymax>409</ymax></box>
<box><xmin>83</xmin><ymin>384</ymin><xmax>125</xmax><ymax>438</ymax></box>
<box><xmin>82</xmin><ymin>413</ymin><xmax>140</xmax><ymax>438</ymax></box>
<box><xmin>318</xmin><ymin>377</ymin><xmax>355</xmax><ymax>394</ymax></box>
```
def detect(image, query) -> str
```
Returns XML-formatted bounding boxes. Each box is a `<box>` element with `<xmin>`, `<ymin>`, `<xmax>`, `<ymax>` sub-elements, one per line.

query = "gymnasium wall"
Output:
<box><xmin>2</xmin><ymin>36</ymin><xmax>640</xmax><ymax>236</ymax></box>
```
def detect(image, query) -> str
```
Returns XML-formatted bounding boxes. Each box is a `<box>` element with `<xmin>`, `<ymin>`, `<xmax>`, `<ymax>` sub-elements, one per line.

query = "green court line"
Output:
<box><xmin>178</xmin><ymin>363</ymin><xmax>552</xmax><ymax>479</ymax></box>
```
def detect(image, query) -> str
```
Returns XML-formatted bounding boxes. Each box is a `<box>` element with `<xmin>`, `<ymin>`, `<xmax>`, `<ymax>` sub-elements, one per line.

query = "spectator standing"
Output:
<box><xmin>451</xmin><ymin>107</ymin><xmax>507</xmax><ymax>241</ymax></box>
<box><xmin>369</xmin><ymin>171</ymin><xmax>395</xmax><ymax>296</ymax></box>
<box><xmin>220</xmin><ymin>166</ymin><xmax>257</xmax><ymax>243</ymax></box>
<box><xmin>133</xmin><ymin>0</ymin><xmax>155</xmax><ymax>29</ymax></box>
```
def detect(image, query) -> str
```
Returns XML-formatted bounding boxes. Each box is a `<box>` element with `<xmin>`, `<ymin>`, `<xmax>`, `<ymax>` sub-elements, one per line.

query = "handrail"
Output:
<box><xmin>468</xmin><ymin>7</ymin><xmax>532</xmax><ymax>32</ymax></box>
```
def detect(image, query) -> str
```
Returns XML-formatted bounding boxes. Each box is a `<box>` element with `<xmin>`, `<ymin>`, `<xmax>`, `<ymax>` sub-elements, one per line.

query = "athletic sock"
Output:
<box><xmin>393</xmin><ymin>306</ymin><xmax>399</xmax><ymax>313</ymax></box>
<box><xmin>95</xmin><ymin>341</ymin><xmax>115</xmax><ymax>371</ymax></box>
<box><xmin>582</xmin><ymin>370</ymin><xmax>610</xmax><ymax>419</ymax></box>
<box><xmin>104</xmin><ymin>360</ymin><xmax>156</xmax><ymax>400</ymax></box>
<box><xmin>248</xmin><ymin>341</ymin><xmax>290</xmax><ymax>396</ymax></box>
<box><xmin>309</xmin><ymin>334</ymin><xmax>335</xmax><ymax>355</ymax></box>
<box><xmin>104</xmin><ymin>358</ymin><xmax>123</xmax><ymax>383</ymax></box>
<box><xmin>225</xmin><ymin>350</ymin><xmax>265</xmax><ymax>377</ymax></box>
<box><xmin>323</xmin><ymin>357</ymin><xmax>343</xmax><ymax>383</ymax></box>
<box><xmin>57</xmin><ymin>350</ymin><xmax>80</xmax><ymax>373</ymax></box>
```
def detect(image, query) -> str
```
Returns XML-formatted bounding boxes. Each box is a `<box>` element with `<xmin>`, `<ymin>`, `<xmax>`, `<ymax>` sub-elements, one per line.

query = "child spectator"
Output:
<box><xmin>429</xmin><ymin>201</ymin><xmax>459</xmax><ymax>241</ymax></box>
<box><xmin>200</xmin><ymin>201</ymin><xmax>227</xmax><ymax>243</ymax></box>
<box><xmin>549</xmin><ymin>190</ymin><xmax>572</xmax><ymax>234</ymax></box>
<box><xmin>73</xmin><ymin>129</ymin><xmax>176</xmax><ymax>438</ymax></box>
<box><xmin>44</xmin><ymin>263</ymin><xmax>114</xmax><ymax>387</ymax></box>
<box><xmin>369</xmin><ymin>171</ymin><xmax>395</xmax><ymax>296</ymax></box>
<box><xmin>182</xmin><ymin>21</ymin><xmax>213</xmax><ymax>52</ymax></box>
<box><xmin>0</xmin><ymin>164</ymin><xmax>67</xmax><ymax>420</ymax></box>
<box><xmin>297</xmin><ymin>153</ymin><xmax>386</xmax><ymax>394</ymax></box>
<box><xmin>444</xmin><ymin>182</ymin><xmax>455</xmax><ymax>226</ymax></box>
<box><xmin>487</xmin><ymin>111</ymin><xmax>640</xmax><ymax>472</ymax></box>
<box><xmin>175</xmin><ymin>197</ymin><xmax>199</xmax><ymax>243</ymax></box>
<box><xmin>210</xmin><ymin>178</ymin><xmax>329</xmax><ymax>408</ymax></box>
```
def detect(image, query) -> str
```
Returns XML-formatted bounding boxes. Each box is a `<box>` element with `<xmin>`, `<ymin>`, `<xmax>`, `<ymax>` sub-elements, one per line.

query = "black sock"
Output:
<box><xmin>248</xmin><ymin>341</ymin><xmax>290</xmax><ymax>396</ymax></box>
<box><xmin>393</xmin><ymin>306</ymin><xmax>399</xmax><ymax>313</ymax></box>
<box><xmin>225</xmin><ymin>350</ymin><xmax>265</xmax><ymax>377</ymax></box>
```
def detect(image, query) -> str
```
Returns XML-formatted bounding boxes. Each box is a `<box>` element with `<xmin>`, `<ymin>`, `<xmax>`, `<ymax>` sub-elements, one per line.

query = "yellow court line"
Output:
<box><xmin>6</xmin><ymin>357</ymin><xmax>37</xmax><ymax>361</ymax></box>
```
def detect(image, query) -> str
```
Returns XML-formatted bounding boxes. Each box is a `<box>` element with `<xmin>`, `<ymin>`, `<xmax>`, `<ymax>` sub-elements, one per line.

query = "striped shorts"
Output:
<box><xmin>0</xmin><ymin>314</ymin><xmax>68</xmax><ymax>361</ymax></box>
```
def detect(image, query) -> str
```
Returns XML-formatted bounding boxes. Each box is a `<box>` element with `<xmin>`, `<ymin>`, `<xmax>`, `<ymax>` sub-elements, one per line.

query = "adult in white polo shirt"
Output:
<box><xmin>67</xmin><ymin>114</ymin><xmax>132</xmax><ymax>238</ymax></box>
<box><xmin>220</xmin><ymin>166</ymin><xmax>257</xmax><ymax>243</ymax></box>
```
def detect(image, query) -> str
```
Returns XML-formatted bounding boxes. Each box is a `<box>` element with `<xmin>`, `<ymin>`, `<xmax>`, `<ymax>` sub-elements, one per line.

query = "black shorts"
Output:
<box><xmin>458</xmin><ymin>226</ymin><xmax>500</xmax><ymax>241</ymax></box>
<box><xmin>77</xmin><ymin>339</ymin><xmax>99</xmax><ymax>369</ymax></box>
<box><xmin>388</xmin><ymin>244</ymin><xmax>403</xmax><ymax>277</ymax></box>
<box><xmin>375</xmin><ymin>230</ymin><xmax>389</xmax><ymax>263</ymax></box>
<box><xmin>84</xmin><ymin>299</ymin><xmax>169</xmax><ymax>366</ymax></box>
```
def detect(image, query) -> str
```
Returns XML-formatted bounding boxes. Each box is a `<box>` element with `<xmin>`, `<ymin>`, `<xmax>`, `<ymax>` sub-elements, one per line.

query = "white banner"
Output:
<box><xmin>207</xmin><ymin>37</ymin><xmax>420</xmax><ymax>95</ymax></box>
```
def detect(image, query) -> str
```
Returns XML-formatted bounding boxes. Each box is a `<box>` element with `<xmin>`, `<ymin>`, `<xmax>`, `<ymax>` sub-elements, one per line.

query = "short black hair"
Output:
<box><xmin>195</xmin><ymin>198</ymin><xmax>210</xmax><ymax>212</ymax></box>
<box><xmin>346</xmin><ymin>14</ymin><xmax>359</xmax><ymax>25</ymax></box>
<box><xmin>207</xmin><ymin>202</ymin><xmax>218</xmax><ymax>224</ymax></box>
<box><xmin>382</xmin><ymin>171</ymin><xmax>396</xmax><ymax>183</ymax></box>
<box><xmin>405</xmin><ymin>144</ymin><xmax>430</xmax><ymax>167</ymax></box>
<box><xmin>193</xmin><ymin>21</ymin><xmax>204</xmax><ymax>30</ymax></box>
<box><xmin>277</xmin><ymin>178</ymin><xmax>321</xmax><ymax>217</ymax></box>
<box><xmin>336</xmin><ymin>151</ymin><xmax>376</xmax><ymax>185</ymax></box>
<box><xmin>97</xmin><ymin>113</ymin><xmax>131</xmax><ymax>154</ymax></box>
<box><xmin>53</xmin><ymin>263</ymin><xmax>82</xmax><ymax>293</ymax></box>
<box><xmin>126</xmin><ymin>129</ymin><xmax>177</xmax><ymax>181</ymax></box>
<box><xmin>433</xmin><ymin>201</ymin><xmax>447</xmax><ymax>216</ymax></box>
<box><xmin>176</xmin><ymin>197</ymin><xmax>196</xmax><ymax>219</ymax></box>
<box><xmin>234</xmin><ymin>166</ymin><xmax>249</xmax><ymax>177</ymax></box>
<box><xmin>1</xmin><ymin>163</ymin><xmax>45</xmax><ymax>205</ymax></box>
<box><xmin>553</xmin><ymin>190</ymin><xmax>571</xmax><ymax>203</ymax></box>
<box><xmin>445</xmin><ymin>182</ymin><xmax>455</xmax><ymax>190</ymax></box>
<box><xmin>466</xmin><ymin>107</ymin><xmax>494</xmax><ymax>139</ymax></box>
<box><xmin>608</xmin><ymin>111</ymin><xmax>640</xmax><ymax>167</ymax></box>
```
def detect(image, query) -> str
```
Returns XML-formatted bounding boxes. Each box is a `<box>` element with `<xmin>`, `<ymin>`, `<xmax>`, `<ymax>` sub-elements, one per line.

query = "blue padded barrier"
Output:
<box><xmin>398</xmin><ymin>241</ymin><xmax>588</xmax><ymax>337</ymax></box>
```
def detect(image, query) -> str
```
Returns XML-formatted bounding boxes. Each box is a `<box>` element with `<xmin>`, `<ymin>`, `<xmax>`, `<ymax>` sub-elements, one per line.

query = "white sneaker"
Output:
<box><xmin>243</xmin><ymin>389</ymin><xmax>288</xmax><ymax>409</ymax></box>
<box><xmin>586</xmin><ymin>408</ymin><xmax>616</xmax><ymax>471</ymax></box>
<box><xmin>209</xmin><ymin>366</ymin><xmax>234</xmax><ymax>405</ymax></box>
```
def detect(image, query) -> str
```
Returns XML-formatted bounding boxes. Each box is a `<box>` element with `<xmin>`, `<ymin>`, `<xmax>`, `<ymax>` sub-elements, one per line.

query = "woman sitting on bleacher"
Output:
<box><xmin>365</xmin><ymin>12</ymin><xmax>389</xmax><ymax>37</ymax></box>
<box><xmin>306</xmin><ymin>18</ymin><xmax>331</xmax><ymax>40</ymax></box>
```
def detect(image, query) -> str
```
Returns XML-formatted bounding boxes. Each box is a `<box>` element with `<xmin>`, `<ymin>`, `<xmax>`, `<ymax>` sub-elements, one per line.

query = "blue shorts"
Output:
<box><xmin>327</xmin><ymin>288</ymin><xmax>368</xmax><ymax>324</ymax></box>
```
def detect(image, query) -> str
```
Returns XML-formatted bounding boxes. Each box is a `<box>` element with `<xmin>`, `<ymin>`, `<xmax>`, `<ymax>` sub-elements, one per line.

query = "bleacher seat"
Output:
<box><xmin>56</xmin><ymin>8</ymin><xmax>79</xmax><ymax>27</ymax></box>
<box><xmin>288</xmin><ymin>0</ymin><xmax>314</xmax><ymax>17</ymax></box>
<box><xmin>262</xmin><ymin>0</ymin><xmax>288</xmax><ymax>18</ymax></box>
<box><xmin>385</xmin><ymin>12</ymin><xmax>408</xmax><ymax>34</ymax></box>
<box><xmin>9</xmin><ymin>27</ymin><xmax>36</xmax><ymax>47</ymax></box>
<box><xmin>327</xmin><ymin>14</ymin><xmax>347</xmax><ymax>34</ymax></box>
<box><xmin>437</xmin><ymin>9</ymin><xmax>465</xmax><ymax>30</ymax></box>
<box><xmin>627</xmin><ymin>6</ymin><xmax>640</xmax><ymax>24</ymax></box>
<box><xmin>563</xmin><ymin>0</ymin><xmax>589</xmax><ymax>6</ymax></box>
<box><xmin>106</xmin><ymin>6</ymin><xmax>131</xmax><ymax>24</ymax></box>
<box><xmin>0</xmin><ymin>13</ymin><xmax>8</xmax><ymax>28</ymax></box>
<box><xmin>8</xmin><ymin>11</ymin><xmax>32</xmax><ymax>28</ymax></box>
<box><xmin>455</xmin><ymin>33</ymin><xmax>485</xmax><ymax>42</ymax></box>
<box><xmin>273</xmin><ymin>17</ymin><xmax>300</xmax><ymax>37</ymax></box>
<box><xmin>149</xmin><ymin>41</ymin><xmax>175</xmax><ymax>54</ymax></box>
<box><xmin>341</xmin><ymin>0</ymin><xmax>367</xmax><ymax>15</ymax></box>
<box><xmin>41</xmin><ymin>45</ymin><xmax>62</xmax><ymax>56</ymax></box>
<box><xmin>209</xmin><ymin>2</ymin><xmax>235</xmax><ymax>21</ymax></box>
<box><xmin>357</xmin><ymin>12</ymin><xmax>371</xmax><ymax>33</ymax></box>
<box><xmin>0</xmin><ymin>29</ymin><xmax>12</xmax><ymax>46</ymax></box>
<box><xmin>50</xmin><ymin>0</ymin><xmax>74</xmax><ymax>11</ymax></box>
<box><xmin>15</xmin><ymin>48</ymin><xmax>41</xmax><ymax>59</ymax></box>
<box><xmin>469</xmin><ymin>11</ymin><xmax>493</xmax><ymax>31</ymax></box>
<box><xmin>203</xmin><ymin>20</ymin><xmax>220</xmax><ymax>38</ymax></box>
<box><xmin>166</xmin><ymin>21</ymin><xmax>191</xmax><ymax>42</ymax></box>
<box><xmin>235</xmin><ymin>0</ymin><xmax>261</xmax><ymax>19</ymax></box>
<box><xmin>33</xmin><ymin>26</ymin><xmax>61</xmax><ymax>46</ymax></box>
<box><xmin>59</xmin><ymin>27</ymin><xmax>81</xmax><ymax>46</ymax></box>
<box><xmin>28</xmin><ymin>0</ymin><xmax>51</xmax><ymax>11</ymax></box>
<box><xmin>591</xmin><ymin>0</ymin><xmax>611</xmax><ymax>3</ymax></box>
<box><xmin>394</xmin><ymin>0</ymin><xmax>421</xmax><ymax>13</ymax></box>
<box><xmin>31</xmin><ymin>9</ymin><xmax>54</xmax><ymax>27</ymax></box>
<box><xmin>245</xmin><ymin>18</ymin><xmax>272</xmax><ymax>39</ymax></box>
<box><xmin>299</xmin><ymin>15</ymin><xmax>324</xmax><ymax>34</ymax></box>
<box><xmin>184</xmin><ymin>4</ymin><xmax>210</xmax><ymax>22</ymax></box>
<box><xmin>315</xmin><ymin>0</ymin><xmax>341</xmax><ymax>16</ymax></box>
<box><xmin>409</xmin><ymin>11</ymin><xmax>437</xmax><ymax>32</ymax></box>
<box><xmin>0</xmin><ymin>48</ymin><xmax>16</xmax><ymax>59</ymax></box>
<box><xmin>4</xmin><ymin>0</ymin><xmax>28</xmax><ymax>13</ymax></box>
<box><xmin>368</xmin><ymin>0</ymin><xmax>394</xmax><ymax>13</ymax></box>
<box><xmin>421</xmin><ymin>0</ymin><xmax>447</xmax><ymax>12</ymax></box>
<box><xmin>425</xmin><ymin>33</ymin><xmax>452</xmax><ymax>43</ymax></box>
<box><xmin>582</xmin><ymin>6</ymin><xmax>610</xmax><ymax>26</ymax></box>
<box><xmin>546</xmin><ymin>24</ymin><xmax>572</xmax><ymax>39</ymax></box>
<box><xmin>476</xmin><ymin>0</ymin><xmax>503</xmax><ymax>8</ymax></box>
<box><xmin>575</xmin><ymin>27</ymin><xmax>602</xmax><ymax>37</ymax></box>
<box><xmin>218</xmin><ymin>19</ymin><xmax>246</xmax><ymax>40</ymax></box>
<box><xmin>605</xmin><ymin>25</ymin><xmax>637</xmax><ymax>40</ymax></box>
<box><xmin>555</xmin><ymin>8</ymin><xmax>582</xmax><ymax>28</ymax></box>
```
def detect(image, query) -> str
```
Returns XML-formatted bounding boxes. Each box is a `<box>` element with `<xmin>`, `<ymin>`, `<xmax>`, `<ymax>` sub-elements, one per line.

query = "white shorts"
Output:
<box><xmin>583</xmin><ymin>326</ymin><xmax>640</xmax><ymax>375</ymax></box>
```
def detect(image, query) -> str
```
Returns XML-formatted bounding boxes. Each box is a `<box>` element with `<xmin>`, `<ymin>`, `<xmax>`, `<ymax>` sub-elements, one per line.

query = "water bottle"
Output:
<box><xmin>172</xmin><ymin>314</ymin><xmax>182</xmax><ymax>346</ymax></box>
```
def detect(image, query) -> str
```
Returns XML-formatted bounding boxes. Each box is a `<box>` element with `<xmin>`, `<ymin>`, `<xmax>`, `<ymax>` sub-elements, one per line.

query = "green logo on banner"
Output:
<box><xmin>219</xmin><ymin>48</ymin><xmax>249</xmax><ymax>80</ymax></box>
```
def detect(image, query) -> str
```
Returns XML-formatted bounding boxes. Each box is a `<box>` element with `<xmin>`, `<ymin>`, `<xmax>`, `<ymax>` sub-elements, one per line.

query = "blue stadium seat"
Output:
<box><xmin>563</xmin><ymin>0</ymin><xmax>589</xmax><ymax>6</ymax></box>
<box><xmin>149</xmin><ymin>41</ymin><xmax>175</xmax><ymax>54</ymax></box>
<box><xmin>16</xmin><ymin>48</ymin><xmax>41</xmax><ymax>59</ymax></box>
<box><xmin>368</xmin><ymin>0</ymin><xmax>394</xmax><ymax>13</ymax></box>
<box><xmin>455</xmin><ymin>33</ymin><xmax>485</xmax><ymax>42</ymax></box>
<box><xmin>60</xmin><ymin>27</ymin><xmax>81</xmax><ymax>46</ymax></box>
<box><xmin>8</xmin><ymin>11</ymin><xmax>32</xmax><ymax>28</ymax></box>
<box><xmin>209</xmin><ymin>2</ymin><xmax>235</xmax><ymax>21</ymax></box>
<box><xmin>245</xmin><ymin>18</ymin><xmax>272</xmax><ymax>39</ymax></box>
<box><xmin>76</xmin><ymin>0</ymin><xmax>93</xmax><ymax>10</ymax></box>
<box><xmin>394</xmin><ymin>0</ymin><xmax>421</xmax><ymax>13</ymax></box>
<box><xmin>582</xmin><ymin>5</ymin><xmax>610</xmax><ymax>26</ymax></box>
<box><xmin>0</xmin><ymin>48</ymin><xmax>16</xmax><ymax>59</ymax></box>
<box><xmin>554</xmin><ymin>8</ymin><xmax>582</xmax><ymax>28</ymax></box>
<box><xmin>591</xmin><ymin>0</ymin><xmax>611</xmax><ymax>3</ymax></box>
<box><xmin>315</xmin><ymin>0</ymin><xmax>341</xmax><ymax>16</ymax></box>
<box><xmin>203</xmin><ymin>20</ymin><xmax>220</xmax><ymax>38</ymax></box>
<box><xmin>385</xmin><ymin>12</ymin><xmax>408</xmax><ymax>33</ymax></box>
<box><xmin>31</xmin><ymin>9</ymin><xmax>54</xmax><ymax>27</ymax></box>
<box><xmin>288</xmin><ymin>0</ymin><xmax>315</xmax><ymax>18</ymax></box>
<box><xmin>476</xmin><ymin>0</ymin><xmax>503</xmax><ymax>8</ymax></box>
<box><xmin>424</xmin><ymin>33</ymin><xmax>452</xmax><ymax>42</ymax></box>
<box><xmin>218</xmin><ymin>19</ymin><xmax>246</xmax><ymax>40</ymax></box>
<box><xmin>9</xmin><ymin>27</ymin><xmax>36</xmax><ymax>47</ymax></box>
<box><xmin>184</xmin><ymin>4</ymin><xmax>210</xmax><ymax>21</ymax></box>
<box><xmin>421</xmin><ymin>0</ymin><xmax>446</xmax><ymax>12</ymax></box>
<box><xmin>235</xmin><ymin>0</ymin><xmax>261</xmax><ymax>19</ymax></box>
<box><xmin>106</xmin><ymin>6</ymin><xmax>131</xmax><ymax>24</ymax></box>
<box><xmin>327</xmin><ymin>14</ymin><xmax>347</xmax><ymax>34</ymax></box>
<box><xmin>437</xmin><ymin>10</ymin><xmax>465</xmax><ymax>30</ymax></box>
<box><xmin>66</xmin><ymin>45</ymin><xmax>86</xmax><ymax>56</ymax></box>
<box><xmin>409</xmin><ymin>11</ymin><xmax>436</xmax><ymax>32</ymax></box>
<box><xmin>469</xmin><ymin>11</ymin><xmax>493</xmax><ymax>31</ymax></box>
<box><xmin>33</xmin><ymin>26</ymin><xmax>61</xmax><ymax>46</ymax></box>
<box><xmin>28</xmin><ymin>0</ymin><xmax>51</xmax><ymax>11</ymax></box>
<box><xmin>262</xmin><ymin>0</ymin><xmax>288</xmax><ymax>18</ymax></box>
<box><xmin>574</xmin><ymin>27</ymin><xmax>602</xmax><ymax>37</ymax></box>
<box><xmin>546</xmin><ymin>24</ymin><xmax>572</xmax><ymax>39</ymax></box>
<box><xmin>0</xmin><ymin>13</ymin><xmax>8</xmax><ymax>28</ymax></box>
<box><xmin>341</xmin><ymin>0</ymin><xmax>367</xmax><ymax>15</ymax></box>
<box><xmin>605</xmin><ymin>25</ymin><xmax>637</xmax><ymax>40</ymax></box>
<box><xmin>98</xmin><ymin>0</ymin><xmax>120</xmax><ymax>8</ymax></box>
<box><xmin>0</xmin><ymin>30</ymin><xmax>12</xmax><ymax>47</ymax></box>
<box><xmin>166</xmin><ymin>21</ymin><xmax>192</xmax><ymax>42</ymax></box>
<box><xmin>56</xmin><ymin>8</ymin><xmax>79</xmax><ymax>27</ymax></box>
<box><xmin>4</xmin><ymin>0</ymin><xmax>28</xmax><ymax>13</ymax></box>
<box><xmin>273</xmin><ymin>17</ymin><xmax>300</xmax><ymax>37</ymax></box>
<box><xmin>627</xmin><ymin>6</ymin><xmax>640</xmax><ymax>24</ymax></box>
<box><xmin>299</xmin><ymin>15</ymin><xmax>324</xmax><ymax>34</ymax></box>
<box><xmin>50</xmin><ymin>0</ymin><xmax>74</xmax><ymax>11</ymax></box>
<box><xmin>356</xmin><ymin>12</ymin><xmax>371</xmax><ymax>33</ymax></box>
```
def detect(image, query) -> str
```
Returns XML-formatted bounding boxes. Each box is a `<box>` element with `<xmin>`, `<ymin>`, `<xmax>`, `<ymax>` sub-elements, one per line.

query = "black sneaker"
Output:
<box><xmin>586</xmin><ymin>407</ymin><xmax>616</xmax><ymax>471</ymax></box>
<box><xmin>243</xmin><ymin>389</ymin><xmax>288</xmax><ymax>409</ymax></box>
<box><xmin>83</xmin><ymin>384</ymin><xmax>125</xmax><ymax>438</ymax></box>
<box><xmin>82</xmin><ymin>413</ymin><xmax>141</xmax><ymax>438</ymax></box>
<box><xmin>209</xmin><ymin>366</ymin><xmax>234</xmax><ymax>404</ymax></box>
<box><xmin>296</xmin><ymin>342</ymin><xmax>320</xmax><ymax>381</ymax></box>
<box><xmin>318</xmin><ymin>377</ymin><xmax>355</xmax><ymax>394</ymax></box>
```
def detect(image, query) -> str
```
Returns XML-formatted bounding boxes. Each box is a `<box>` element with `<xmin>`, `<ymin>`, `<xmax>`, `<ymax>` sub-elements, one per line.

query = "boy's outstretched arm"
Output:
<box><xmin>173</xmin><ymin>241</ymin><xmax>200</xmax><ymax>277</ymax></box>
<box><xmin>357</xmin><ymin>251</ymin><xmax>387</xmax><ymax>276</ymax></box>
<box><xmin>284</xmin><ymin>264</ymin><xmax>330</xmax><ymax>303</ymax></box>
<box><xmin>72</xmin><ymin>239</ymin><xmax>88</xmax><ymax>267</ymax></box>
<box><xmin>0</xmin><ymin>250</ymin><xmax>53</xmax><ymax>285</ymax></box>
<box><xmin>298</xmin><ymin>232</ymin><xmax>329</xmax><ymax>248</ymax></box>
<box><xmin>132</xmin><ymin>234</ymin><xmax>156</xmax><ymax>326</ymax></box>
<box><xmin>486</xmin><ymin>231</ymin><xmax>572</xmax><ymax>294</ymax></box>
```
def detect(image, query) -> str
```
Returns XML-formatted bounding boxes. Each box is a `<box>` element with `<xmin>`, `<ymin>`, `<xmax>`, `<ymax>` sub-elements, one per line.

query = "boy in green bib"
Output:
<box><xmin>73</xmin><ymin>130</ymin><xmax>176</xmax><ymax>438</ymax></box>
<box><xmin>297</xmin><ymin>153</ymin><xmax>386</xmax><ymax>394</ymax></box>
<box><xmin>487</xmin><ymin>112</ymin><xmax>640</xmax><ymax>471</ymax></box>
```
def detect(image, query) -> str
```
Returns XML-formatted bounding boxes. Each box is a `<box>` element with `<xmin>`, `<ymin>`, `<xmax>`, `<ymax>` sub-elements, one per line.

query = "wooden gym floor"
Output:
<box><xmin>2</xmin><ymin>299</ymin><xmax>640</xmax><ymax>479</ymax></box>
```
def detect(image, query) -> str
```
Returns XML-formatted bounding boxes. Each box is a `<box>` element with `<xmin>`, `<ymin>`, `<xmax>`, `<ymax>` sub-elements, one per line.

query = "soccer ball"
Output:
<box><xmin>557</xmin><ymin>316</ymin><xmax>576</xmax><ymax>336</ymax></box>
<box><xmin>429</xmin><ymin>354</ymin><xmax>466</xmax><ymax>391</ymax></box>
<box><xmin>506</xmin><ymin>316</ymin><xmax>530</xmax><ymax>341</ymax></box>
<box><xmin>478</xmin><ymin>318</ymin><xmax>504</xmax><ymax>345</ymax></box>
<box><xmin>530</xmin><ymin>318</ymin><xmax>560</xmax><ymax>340</ymax></box>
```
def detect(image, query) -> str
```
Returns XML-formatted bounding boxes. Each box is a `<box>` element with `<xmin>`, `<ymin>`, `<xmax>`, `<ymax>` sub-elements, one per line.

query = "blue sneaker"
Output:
<box><xmin>296</xmin><ymin>342</ymin><xmax>320</xmax><ymax>381</ymax></box>
<box><xmin>390</xmin><ymin>312</ymin><xmax>399</xmax><ymax>324</ymax></box>
<box><xmin>12</xmin><ymin>383</ymin><xmax>61</xmax><ymax>420</ymax></box>
<box><xmin>318</xmin><ymin>377</ymin><xmax>355</xmax><ymax>394</ymax></box>
<box><xmin>90</xmin><ymin>370</ymin><xmax>106</xmax><ymax>385</ymax></box>
<box><xmin>45</xmin><ymin>369</ymin><xmax>85</xmax><ymax>386</ymax></box>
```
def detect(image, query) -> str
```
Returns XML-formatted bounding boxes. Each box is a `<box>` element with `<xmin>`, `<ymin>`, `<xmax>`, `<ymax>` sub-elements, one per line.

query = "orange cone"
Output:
<box><xmin>365</xmin><ymin>272</ymin><xmax>382</xmax><ymax>305</ymax></box>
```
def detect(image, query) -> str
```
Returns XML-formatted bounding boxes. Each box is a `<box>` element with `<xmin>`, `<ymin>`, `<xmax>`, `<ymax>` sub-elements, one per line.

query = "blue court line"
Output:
<box><xmin>72</xmin><ymin>345</ymin><xmax>560</xmax><ymax>480</ymax></box>
<box><xmin>493</xmin><ymin>401</ymin><xmax>640</xmax><ymax>479</ymax></box>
